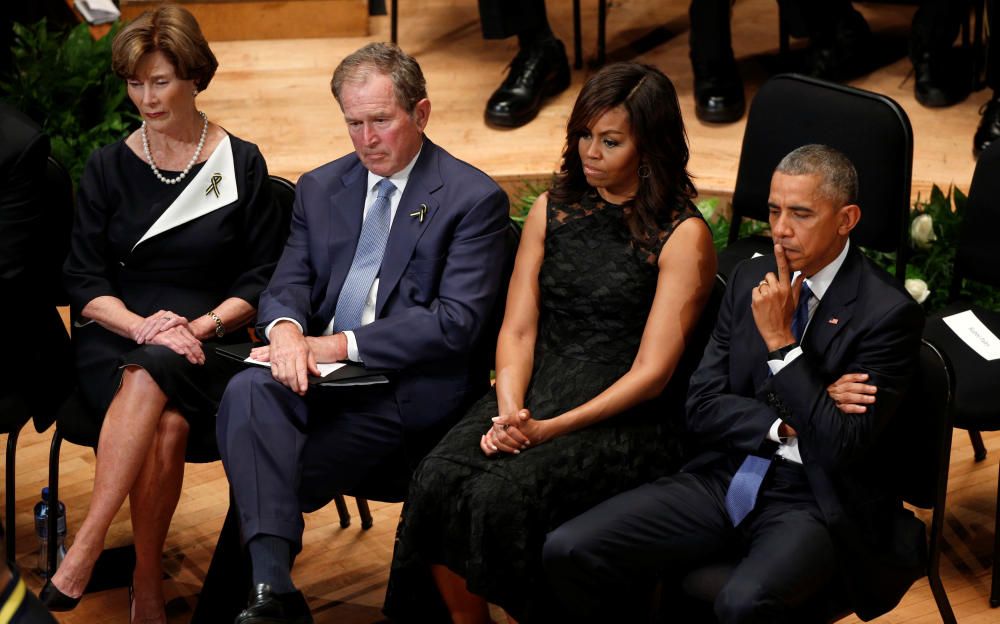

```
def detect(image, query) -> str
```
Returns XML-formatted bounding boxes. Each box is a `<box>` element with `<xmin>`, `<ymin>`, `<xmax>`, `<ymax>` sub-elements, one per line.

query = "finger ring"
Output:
<box><xmin>502</xmin><ymin>424</ymin><xmax>509</xmax><ymax>431</ymax></box>
<box><xmin>164</xmin><ymin>316</ymin><xmax>172</xmax><ymax>322</ymax></box>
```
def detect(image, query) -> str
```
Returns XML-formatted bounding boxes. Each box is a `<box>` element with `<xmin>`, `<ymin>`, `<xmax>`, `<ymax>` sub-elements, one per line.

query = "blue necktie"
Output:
<box><xmin>725</xmin><ymin>280</ymin><xmax>814</xmax><ymax>526</ymax></box>
<box><xmin>333</xmin><ymin>178</ymin><xmax>396</xmax><ymax>332</ymax></box>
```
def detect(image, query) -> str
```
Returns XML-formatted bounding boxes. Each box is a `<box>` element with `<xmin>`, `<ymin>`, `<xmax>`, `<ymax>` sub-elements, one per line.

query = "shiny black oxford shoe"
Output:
<box><xmin>234</xmin><ymin>583</ymin><xmax>313</xmax><ymax>624</ymax></box>
<box><xmin>485</xmin><ymin>38</ymin><xmax>570</xmax><ymax>129</ymax></box>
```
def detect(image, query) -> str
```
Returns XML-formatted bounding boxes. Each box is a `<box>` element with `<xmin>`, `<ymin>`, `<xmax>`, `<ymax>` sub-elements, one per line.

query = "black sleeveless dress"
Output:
<box><xmin>384</xmin><ymin>189</ymin><xmax>705</xmax><ymax>622</ymax></box>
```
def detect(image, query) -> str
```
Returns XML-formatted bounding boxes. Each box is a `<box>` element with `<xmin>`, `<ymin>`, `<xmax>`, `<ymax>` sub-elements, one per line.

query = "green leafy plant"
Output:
<box><xmin>0</xmin><ymin>19</ymin><xmax>137</xmax><ymax>184</ymax></box>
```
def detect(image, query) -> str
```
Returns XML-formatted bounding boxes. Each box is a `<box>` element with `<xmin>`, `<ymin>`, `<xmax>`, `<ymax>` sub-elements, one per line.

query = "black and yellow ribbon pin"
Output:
<box><xmin>205</xmin><ymin>173</ymin><xmax>223</xmax><ymax>198</ymax></box>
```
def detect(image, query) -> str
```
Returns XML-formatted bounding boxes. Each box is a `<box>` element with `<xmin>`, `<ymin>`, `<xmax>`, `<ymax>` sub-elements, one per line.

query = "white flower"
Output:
<box><xmin>905</xmin><ymin>278</ymin><xmax>931</xmax><ymax>304</ymax></box>
<box><xmin>911</xmin><ymin>213</ymin><xmax>937</xmax><ymax>249</ymax></box>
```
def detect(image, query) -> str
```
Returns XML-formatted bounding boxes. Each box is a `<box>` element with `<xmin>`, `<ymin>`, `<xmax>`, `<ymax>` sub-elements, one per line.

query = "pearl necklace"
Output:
<box><xmin>141</xmin><ymin>110</ymin><xmax>209</xmax><ymax>185</ymax></box>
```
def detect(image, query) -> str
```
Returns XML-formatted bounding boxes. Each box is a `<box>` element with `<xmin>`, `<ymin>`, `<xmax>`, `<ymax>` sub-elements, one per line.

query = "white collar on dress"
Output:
<box><xmin>132</xmin><ymin>134</ymin><xmax>237</xmax><ymax>251</ymax></box>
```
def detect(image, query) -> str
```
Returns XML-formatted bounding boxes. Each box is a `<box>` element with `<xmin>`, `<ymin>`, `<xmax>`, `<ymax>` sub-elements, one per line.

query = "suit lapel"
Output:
<box><xmin>316</xmin><ymin>162</ymin><xmax>368</xmax><ymax>324</ymax></box>
<box><xmin>803</xmin><ymin>247</ymin><xmax>861</xmax><ymax>357</ymax></box>
<box><xmin>375</xmin><ymin>140</ymin><xmax>442</xmax><ymax>316</ymax></box>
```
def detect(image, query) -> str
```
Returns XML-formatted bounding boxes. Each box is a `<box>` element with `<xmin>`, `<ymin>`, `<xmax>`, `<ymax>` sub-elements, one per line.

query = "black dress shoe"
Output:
<box><xmin>693</xmin><ymin>65</ymin><xmax>745</xmax><ymax>123</ymax></box>
<box><xmin>39</xmin><ymin>579</ymin><xmax>81</xmax><ymax>612</ymax></box>
<box><xmin>235</xmin><ymin>584</ymin><xmax>313</xmax><ymax>624</ymax></box>
<box><xmin>805</xmin><ymin>13</ymin><xmax>872</xmax><ymax>82</ymax></box>
<box><xmin>913</xmin><ymin>52</ymin><xmax>969</xmax><ymax>108</ymax></box>
<box><xmin>485</xmin><ymin>38</ymin><xmax>570</xmax><ymax>128</ymax></box>
<box><xmin>974</xmin><ymin>97</ymin><xmax>1000</xmax><ymax>158</ymax></box>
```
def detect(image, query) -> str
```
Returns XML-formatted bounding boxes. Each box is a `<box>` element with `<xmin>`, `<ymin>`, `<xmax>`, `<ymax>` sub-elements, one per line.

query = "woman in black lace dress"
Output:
<box><xmin>384</xmin><ymin>62</ymin><xmax>717</xmax><ymax>623</ymax></box>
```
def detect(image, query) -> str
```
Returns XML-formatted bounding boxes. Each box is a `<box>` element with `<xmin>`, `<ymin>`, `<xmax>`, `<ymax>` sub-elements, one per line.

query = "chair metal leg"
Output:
<box><xmin>596</xmin><ymin>0</ymin><xmax>607</xmax><ymax>67</ymax></box>
<box><xmin>333</xmin><ymin>494</ymin><xmax>351</xmax><ymax>528</ymax></box>
<box><xmin>929</xmin><ymin>425</ymin><xmax>957</xmax><ymax>622</ymax></box>
<box><xmin>970</xmin><ymin>430</ymin><xmax>988</xmax><ymax>461</ymax></box>
<box><xmin>5</xmin><ymin>427</ymin><xmax>20</xmax><ymax>567</ymax></box>
<box><xmin>46</xmin><ymin>429</ymin><xmax>62</xmax><ymax>577</ymax></box>
<box><xmin>992</xmin><ymin>462</ymin><xmax>1000</xmax><ymax>608</ymax></box>
<box><xmin>390</xmin><ymin>0</ymin><xmax>398</xmax><ymax>44</ymax></box>
<box><xmin>572</xmin><ymin>0</ymin><xmax>582</xmax><ymax>70</ymax></box>
<box><xmin>356</xmin><ymin>498</ymin><xmax>373</xmax><ymax>530</ymax></box>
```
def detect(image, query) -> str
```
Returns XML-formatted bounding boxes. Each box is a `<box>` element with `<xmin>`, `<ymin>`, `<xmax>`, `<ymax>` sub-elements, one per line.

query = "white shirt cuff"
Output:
<box><xmin>767</xmin><ymin>346</ymin><xmax>803</xmax><ymax>375</ymax></box>
<box><xmin>767</xmin><ymin>419</ymin><xmax>783</xmax><ymax>443</ymax></box>
<box><xmin>264</xmin><ymin>317</ymin><xmax>303</xmax><ymax>341</ymax></box>
<box><xmin>344</xmin><ymin>330</ymin><xmax>361</xmax><ymax>362</ymax></box>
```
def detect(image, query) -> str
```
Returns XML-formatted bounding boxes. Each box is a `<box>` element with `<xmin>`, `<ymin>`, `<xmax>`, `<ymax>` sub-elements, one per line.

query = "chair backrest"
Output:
<box><xmin>186</xmin><ymin>175</ymin><xmax>299</xmax><ymax>463</ymax></box>
<box><xmin>474</xmin><ymin>218</ymin><xmax>523</xmax><ymax>374</ymax></box>
<box><xmin>881</xmin><ymin>338</ymin><xmax>954</xmax><ymax>510</ymax></box>
<box><xmin>953</xmin><ymin>139</ymin><xmax>1000</xmax><ymax>291</ymax></box>
<box><xmin>729</xmin><ymin>74</ymin><xmax>913</xmax><ymax>278</ymax></box>
<box><xmin>40</xmin><ymin>155</ymin><xmax>74</xmax><ymax>306</ymax></box>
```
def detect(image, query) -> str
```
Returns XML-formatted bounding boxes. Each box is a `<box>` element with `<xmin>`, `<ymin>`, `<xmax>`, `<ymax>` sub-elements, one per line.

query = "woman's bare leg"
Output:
<box><xmin>49</xmin><ymin>367</ymin><xmax>168</xmax><ymax>598</ymax></box>
<box><xmin>431</xmin><ymin>564</ymin><xmax>492</xmax><ymax>624</ymax></box>
<box><xmin>129</xmin><ymin>407</ymin><xmax>189</xmax><ymax>623</ymax></box>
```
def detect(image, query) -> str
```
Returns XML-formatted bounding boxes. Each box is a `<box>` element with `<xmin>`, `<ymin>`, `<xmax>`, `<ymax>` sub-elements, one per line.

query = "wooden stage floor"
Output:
<box><xmin>5</xmin><ymin>1</ymin><xmax>999</xmax><ymax>622</ymax></box>
<box><xmin>197</xmin><ymin>0</ymin><xmax>988</xmax><ymax>202</ymax></box>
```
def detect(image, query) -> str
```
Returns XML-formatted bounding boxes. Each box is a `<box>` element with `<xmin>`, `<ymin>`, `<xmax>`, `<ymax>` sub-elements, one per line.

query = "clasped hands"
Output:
<box><xmin>480</xmin><ymin>408</ymin><xmax>552</xmax><ymax>457</ymax></box>
<box><xmin>249</xmin><ymin>322</ymin><xmax>348</xmax><ymax>396</ymax></box>
<box><xmin>131</xmin><ymin>309</ymin><xmax>205</xmax><ymax>365</ymax></box>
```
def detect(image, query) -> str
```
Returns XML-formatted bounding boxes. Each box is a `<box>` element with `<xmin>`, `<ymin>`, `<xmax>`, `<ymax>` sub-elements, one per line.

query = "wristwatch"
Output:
<box><xmin>207</xmin><ymin>311</ymin><xmax>225</xmax><ymax>338</ymax></box>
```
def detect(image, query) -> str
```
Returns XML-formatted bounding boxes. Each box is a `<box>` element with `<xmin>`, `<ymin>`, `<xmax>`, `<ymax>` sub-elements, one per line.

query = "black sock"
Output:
<box><xmin>517</xmin><ymin>25</ymin><xmax>555</xmax><ymax>50</ymax></box>
<box><xmin>248</xmin><ymin>535</ymin><xmax>295</xmax><ymax>594</ymax></box>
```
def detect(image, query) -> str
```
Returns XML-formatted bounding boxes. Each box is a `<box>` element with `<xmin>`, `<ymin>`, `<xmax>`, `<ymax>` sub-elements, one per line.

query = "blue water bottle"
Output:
<box><xmin>33</xmin><ymin>487</ymin><xmax>67</xmax><ymax>576</ymax></box>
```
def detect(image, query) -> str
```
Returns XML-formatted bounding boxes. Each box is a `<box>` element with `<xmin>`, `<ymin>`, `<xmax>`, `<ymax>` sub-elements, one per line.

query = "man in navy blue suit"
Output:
<box><xmin>544</xmin><ymin>145</ymin><xmax>926</xmax><ymax>622</ymax></box>
<box><xmin>217</xmin><ymin>42</ymin><xmax>510</xmax><ymax>624</ymax></box>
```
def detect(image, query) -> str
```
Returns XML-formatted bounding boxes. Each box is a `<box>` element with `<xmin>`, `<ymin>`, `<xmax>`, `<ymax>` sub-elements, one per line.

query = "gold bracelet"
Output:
<box><xmin>207</xmin><ymin>311</ymin><xmax>225</xmax><ymax>338</ymax></box>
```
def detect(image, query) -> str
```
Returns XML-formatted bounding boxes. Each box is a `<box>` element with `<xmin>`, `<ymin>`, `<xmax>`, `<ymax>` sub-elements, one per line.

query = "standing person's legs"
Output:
<box><xmin>975</xmin><ymin>0</ymin><xmax>1000</xmax><ymax>155</ymax></box>
<box><xmin>911</xmin><ymin>0</ymin><xmax>967</xmax><ymax>107</ymax></box>
<box><xmin>689</xmin><ymin>0</ymin><xmax>745</xmax><ymax>123</ymax></box>
<box><xmin>794</xmin><ymin>0</ymin><xmax>871</xmax><ymax>80</ymax></box>
<box><xmin>478</xmin><ymin>0</ymin><xmax>570</xmax><ymax>128</ymax></box>
<box><xmin>543</xmin><ymin>469</ymin><xmax>736</xmax><ymax>622</ymax></box>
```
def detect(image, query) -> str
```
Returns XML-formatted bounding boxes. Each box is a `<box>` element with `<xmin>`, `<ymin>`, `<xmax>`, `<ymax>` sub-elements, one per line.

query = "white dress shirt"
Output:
<box><xmin>265</xmin><ymin>146</ymin><xmax>423</xmax><ymax>362</ymax></box>
<box><xmin>765</xmin><ymin>239</ymin><xmax>851</xmax><ymax>463</ymax></box>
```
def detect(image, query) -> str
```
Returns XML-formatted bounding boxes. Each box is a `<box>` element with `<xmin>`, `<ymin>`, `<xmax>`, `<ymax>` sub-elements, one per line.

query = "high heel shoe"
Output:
<box><xmin>39</xmin><ymin>579</ymin><xmax>82</xmax><ymax>611</ymax></box>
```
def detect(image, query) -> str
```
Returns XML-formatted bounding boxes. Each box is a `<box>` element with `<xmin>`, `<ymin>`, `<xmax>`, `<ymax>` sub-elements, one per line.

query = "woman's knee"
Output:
<box><xmin>156</xmin><ymin>409</ymin><xmax>190</xmax><ymax>444</ymax></box>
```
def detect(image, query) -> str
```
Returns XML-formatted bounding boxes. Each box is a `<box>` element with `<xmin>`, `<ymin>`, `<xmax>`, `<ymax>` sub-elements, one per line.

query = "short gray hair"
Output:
<box><xmin>774</xmin><ymin>144</ymin><xmax>859</xmax><ymax>207</ymax></box>
<box><xmin>330</xmin><ymin>42</ymin><xmax>427</xmax><ymax>113</ymax></box>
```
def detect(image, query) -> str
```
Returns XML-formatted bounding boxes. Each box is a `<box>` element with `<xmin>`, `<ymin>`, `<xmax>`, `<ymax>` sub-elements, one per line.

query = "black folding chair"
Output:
<box><xmin>923</xmin><ymin>138</ymin><xmax>1000</xmax><ymax>607</ymax></box>
<box><xmin>0</xmin><ymin>155</ymin><xmax>74</xmax><ymax>567</ymax></box>
<box><xmin>717</xmin><ymin>74</ymin><xmax>912</xmax><ymax>283</ymax></box>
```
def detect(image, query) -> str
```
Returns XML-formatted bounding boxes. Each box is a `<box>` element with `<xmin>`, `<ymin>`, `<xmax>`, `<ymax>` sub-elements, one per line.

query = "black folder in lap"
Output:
<box><xmin>216</xmin><ymin>343</ymin><xmax>390</xmax><ymax>387</ymax></box>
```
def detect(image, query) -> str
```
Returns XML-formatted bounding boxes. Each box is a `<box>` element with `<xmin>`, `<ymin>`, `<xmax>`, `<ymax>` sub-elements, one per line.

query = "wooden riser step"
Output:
<box><xmin>120</xmin><ymin>0</ymin><xmax>368</xmax><ymax>41</ymax></box>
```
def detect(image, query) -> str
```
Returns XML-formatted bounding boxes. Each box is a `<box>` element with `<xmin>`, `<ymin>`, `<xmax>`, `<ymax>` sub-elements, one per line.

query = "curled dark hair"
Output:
<box><xmin>549</xmin><ymin>62</ymin><xmax>695</xmax><ymax>243</ymax></box>
<box><xmin>112</xmin><ymin>4</ymin><xmax>218</xmax><ymax>92</ymax></box>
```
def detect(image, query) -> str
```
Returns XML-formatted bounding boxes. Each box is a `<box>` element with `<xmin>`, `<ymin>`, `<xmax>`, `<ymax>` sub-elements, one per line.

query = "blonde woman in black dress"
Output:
<box><xmin>41</xmin><ymin>7</ymin><xmax>285</xmax><ymax>623</ymax></box>
<box><xmin>385</xmin><ymin>62</ymin><xmax>718</xmax><ymax>623</ymax></box>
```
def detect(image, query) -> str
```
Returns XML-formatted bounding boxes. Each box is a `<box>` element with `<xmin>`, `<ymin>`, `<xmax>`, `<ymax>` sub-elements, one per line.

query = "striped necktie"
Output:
<box><xmin>333</xmin><ymin>178</ymin><xmax>396</xmax><ymax>332</ymax></box>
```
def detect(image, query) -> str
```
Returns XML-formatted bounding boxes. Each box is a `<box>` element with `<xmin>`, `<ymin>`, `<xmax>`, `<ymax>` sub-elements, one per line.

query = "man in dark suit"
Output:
<box><xmin>216</xmin><ymin>43</ymin><xmax>510</xmax><ymax>624</ymax></box>
<box><xmin>0</xmin><ymin>102</ymin><xmax>72</xmax><ymax>430</ymax></box>
<box><xmin>543</xmin><ymin>144</ymin><xmax>926</xmax><ymax>622</ymax></box>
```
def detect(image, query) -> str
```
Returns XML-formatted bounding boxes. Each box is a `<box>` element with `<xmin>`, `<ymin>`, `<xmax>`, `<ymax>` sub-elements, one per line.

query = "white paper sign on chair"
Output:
<box><xmin>943</xmin><ymin>309</ymin><xmax>1000</xmax><ymax>361</ymax></box>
